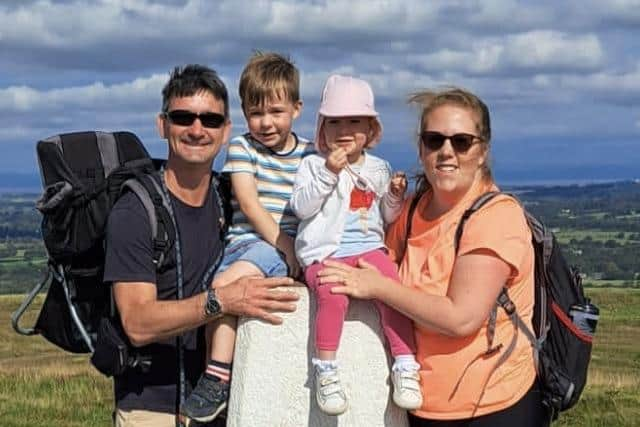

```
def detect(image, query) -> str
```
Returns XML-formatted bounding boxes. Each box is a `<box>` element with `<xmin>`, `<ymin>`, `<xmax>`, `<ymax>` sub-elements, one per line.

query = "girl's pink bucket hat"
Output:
<box><xmin>314</xmin><ymin>74</ymin><xmax>383</xmax><ymax>153</ymax></box>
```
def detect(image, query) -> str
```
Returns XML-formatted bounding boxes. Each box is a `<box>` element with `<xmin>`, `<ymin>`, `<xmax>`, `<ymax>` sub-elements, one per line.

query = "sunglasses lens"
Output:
<box><xmin>421</xmin><ymin>132</ymin><xmax>478</xmax><ymax>153</ymax></box>
<box><xmin>199</xmin><ymin>113</ymin><xmax>225</xmax><ymax>128</ymax></box>
<box><xmin>167</xmin><ymin>111</ymin><xmax>225</xmax><ymax>128</ymax></box>
<box><xmin>421</xmin><ymin>132</ymin><xmax>446</xmax><ymax>150</ymax></box>
<box><xmin>167</xmin><ymin>111</ymin><xmax>196</xmax><ymax>126</ymax></box>
<box><xmin>450</xmin><ymin>134</ymin><xmax>475</xmax><ymax>152</ymax></box>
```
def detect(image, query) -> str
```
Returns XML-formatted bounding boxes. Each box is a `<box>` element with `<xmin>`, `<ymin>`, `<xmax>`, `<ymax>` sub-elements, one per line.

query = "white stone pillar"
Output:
<box><xmin>227</xmin><ymin>284</ymin><xmax>409</xmax><ymax>427</ymax></box>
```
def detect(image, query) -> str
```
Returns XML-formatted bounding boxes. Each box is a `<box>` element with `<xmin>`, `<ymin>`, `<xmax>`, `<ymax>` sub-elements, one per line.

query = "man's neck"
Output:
<box><xmin>164</xmin><ymin>160</ymin><xmax>212</xmax><ymax>207</ymax></box>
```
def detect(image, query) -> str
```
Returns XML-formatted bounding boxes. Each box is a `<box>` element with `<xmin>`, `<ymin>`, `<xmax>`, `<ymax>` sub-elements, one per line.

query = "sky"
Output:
<box><xmin>1</xmin><ymin>0</ymin><xmax>639</xmax><ymax>186</ymax></box>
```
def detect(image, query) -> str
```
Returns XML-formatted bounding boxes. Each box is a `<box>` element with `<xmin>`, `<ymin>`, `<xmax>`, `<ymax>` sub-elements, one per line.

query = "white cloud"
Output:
<box><xmin>503</xmin><ymin>31</ymin><xmax>603</xmax><ymax>71</ymax></box>
<box><xmin>0</xmin><ymin>74</ymin><xmax>165</xmax><ymax>112</ymax></box>
<box><xmin>598</xmin><ymin>0</ymin><xmax>640</xmax><ymax>26</ymax></box>
<box><xmin>408</xmin><ymin>31</ymin><xmax>603</xmax><ymax>76</ymax></box>
<box><xmin>559</xmin><ymin>62</ymin><xmax>640</xmax><ymax>105</ymax></box>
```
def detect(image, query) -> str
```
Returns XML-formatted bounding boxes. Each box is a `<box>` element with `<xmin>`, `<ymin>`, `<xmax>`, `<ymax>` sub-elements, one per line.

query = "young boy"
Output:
<box><xmin>180</xmin><ymin>52</ymin><xmax>315</xmax><ymax>423</ymax></box>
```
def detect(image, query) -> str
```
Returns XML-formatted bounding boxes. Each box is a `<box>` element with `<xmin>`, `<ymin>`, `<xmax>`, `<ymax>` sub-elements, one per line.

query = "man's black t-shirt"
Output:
<box><xmin>103</xmin><ymin>182</ymin><xmax>223</xmax><ymax>413</ymax></box>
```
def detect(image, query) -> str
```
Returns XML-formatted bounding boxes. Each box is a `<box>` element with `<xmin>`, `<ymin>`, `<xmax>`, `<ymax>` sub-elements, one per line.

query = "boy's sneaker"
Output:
<box><xmin>391</xmin><ymin>369</ymin><xmax>422</xmax><ymax>410</ymax></box>
<box><xmin>315</xmin><ymin>368</ymin><xmax>348</xmax><ymax>415</ymax></box>
<box><xmin>181</xmin><ymin>375</ymin><xmax>229</xmax><ymax>423</ymax></box>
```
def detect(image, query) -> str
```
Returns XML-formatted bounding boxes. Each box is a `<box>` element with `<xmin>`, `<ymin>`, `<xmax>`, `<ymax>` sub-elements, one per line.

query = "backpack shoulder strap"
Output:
<box><xmin>121</xmin><ymin>172</ymin><xmax>176</xmax><ymax>267</ymax></box>
<box><xmin>453</xmin><ymin>191</ymin><xmax>503</xmax><ymax>253</ymax></box>
<box><xmin>212</xmin><ymin>171</ymin><xmax>232</xmax><ymax>237</ymax></box>
<box><xmin>398</xmin><ymin>191</ymin><xmax>424</xmax><ymax>260</ymax></box>
<box><xmin>121</xmin><ymin>178</ymin><xmax>159</xmax><ymax>240</ymax></box>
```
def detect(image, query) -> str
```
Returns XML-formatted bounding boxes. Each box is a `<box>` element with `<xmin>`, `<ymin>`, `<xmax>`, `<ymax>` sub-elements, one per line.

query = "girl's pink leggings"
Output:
<box><xmin>304</xmin><ymin>248</ymin><xmax>416</xmax><ymax>356</ymax></box>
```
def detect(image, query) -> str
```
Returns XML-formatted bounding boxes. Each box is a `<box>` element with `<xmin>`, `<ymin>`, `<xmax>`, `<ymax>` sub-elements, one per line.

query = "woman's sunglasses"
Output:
<box><xmin>420</xmin><ymin>131</ymin><xmax>482</xmax><ymax>153</ymax></box>
<box><xmin>165</xmin><ymin>110</ymin><xmax>226</xmax><ymax>129</ymax></box>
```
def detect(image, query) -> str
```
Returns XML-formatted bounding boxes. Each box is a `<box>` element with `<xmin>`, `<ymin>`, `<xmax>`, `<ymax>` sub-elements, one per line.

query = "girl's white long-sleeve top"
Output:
<box><xmin>290</xmin><ymin>152</ymin><xmax>403</xmax><ymax>267</ymax></box>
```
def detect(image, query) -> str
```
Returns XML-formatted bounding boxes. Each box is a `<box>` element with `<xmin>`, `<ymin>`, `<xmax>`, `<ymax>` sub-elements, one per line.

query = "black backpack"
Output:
<box><xmin>404</xmin><ymin>191</ymin><xmax>596</xmax><ymax>420</ymax></box>
<box><xmin>11</xmin><ymin>131</ymin><xmax>230</xmax><ymax>375</ymax></box>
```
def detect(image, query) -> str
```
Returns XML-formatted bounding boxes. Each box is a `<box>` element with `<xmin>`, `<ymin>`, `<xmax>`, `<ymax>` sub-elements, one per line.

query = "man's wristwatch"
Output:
<box><xmin>204</xmin><ymin>287</ymin><xmax>222</xmax><ymax>318</ymax></box>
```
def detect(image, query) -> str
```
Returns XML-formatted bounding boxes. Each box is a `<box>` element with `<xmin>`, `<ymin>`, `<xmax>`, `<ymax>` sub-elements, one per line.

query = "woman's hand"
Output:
<box><xmin>318</xmin><ymin>258</ymin><xmax>388</xmax><ymax>299</ymax></box>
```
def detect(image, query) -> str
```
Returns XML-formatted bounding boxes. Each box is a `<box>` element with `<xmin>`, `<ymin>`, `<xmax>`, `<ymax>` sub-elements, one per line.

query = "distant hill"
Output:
<box><xmin>508</xmin><ymin>180</ymin><xmax>640</xmax><ymax>199</ymax></box>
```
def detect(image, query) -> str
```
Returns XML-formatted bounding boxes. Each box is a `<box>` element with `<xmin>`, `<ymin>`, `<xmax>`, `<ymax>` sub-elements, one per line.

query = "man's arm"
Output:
<box><xmin>115</xmin><ymin>276</ymin><xmax>299</xmax><ymax>347</ymax></box>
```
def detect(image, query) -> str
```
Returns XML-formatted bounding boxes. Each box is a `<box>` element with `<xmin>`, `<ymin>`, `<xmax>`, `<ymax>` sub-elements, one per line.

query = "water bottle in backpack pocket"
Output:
<box><xmin>569</xmin><ymin>300</ymin><xmax>599</xmax><ymax>337</ymax></box>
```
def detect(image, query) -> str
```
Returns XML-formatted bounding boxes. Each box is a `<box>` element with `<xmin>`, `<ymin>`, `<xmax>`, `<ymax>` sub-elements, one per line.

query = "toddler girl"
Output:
<box><xmin>290</xmin><ymin>75</ymin><xmax>422</xmax><ymax>416</ymax></box>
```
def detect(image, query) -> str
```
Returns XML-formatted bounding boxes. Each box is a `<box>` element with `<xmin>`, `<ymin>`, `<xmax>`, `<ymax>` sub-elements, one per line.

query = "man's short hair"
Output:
<box><xmin>239</xmin><ymin>52</ymin><xmax>300</xmax><ymax>110</ymax></box>
<box><xmin>161</xmin><ymin>64</ymin><xmax>229</xmax><ymax>118</ymax></box>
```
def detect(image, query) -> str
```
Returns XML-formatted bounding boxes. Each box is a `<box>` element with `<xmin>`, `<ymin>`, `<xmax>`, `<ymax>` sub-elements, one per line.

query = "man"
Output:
<box><xmin>103</xmin><ymin>64</ymin><xmax>298</xmax><ymax>427</ymax></box>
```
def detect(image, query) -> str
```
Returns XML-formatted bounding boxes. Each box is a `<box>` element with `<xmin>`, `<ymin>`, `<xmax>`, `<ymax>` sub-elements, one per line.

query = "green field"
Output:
<box><xmin>555</xmin><ymin>229</ymin><xmax>638</xmax><ymax>245</ymax></box>
<box><xmin>0</xmin><ymin>289</ymin><xmax>638</xmax><ymax>426</ymax></box>
<box><xmin>585</xmin><ymin>280</ymin><xmax>639</xmax><ymax>289</ymax></box>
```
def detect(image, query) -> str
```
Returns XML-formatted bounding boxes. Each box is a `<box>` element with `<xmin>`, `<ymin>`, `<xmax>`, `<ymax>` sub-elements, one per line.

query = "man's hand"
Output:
<box><xmin>325</xmin><ymin>147</ymin><xmax>348</xmax><ymax>174</ymax></box>
<box><xmin>389</xmin><ymin>171</ymin><xmax>407</xmax><ymax>198</ymax></box>
<box><xmin>215</xmin><ymin>276</ymin><xmax>299</xmax><ymax>324</ymax></box>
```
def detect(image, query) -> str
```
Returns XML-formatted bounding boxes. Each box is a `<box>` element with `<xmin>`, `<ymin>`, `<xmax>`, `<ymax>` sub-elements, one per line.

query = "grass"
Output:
<box><xmin>585</xmin><ymin>280</ymin><xmax>638</xmax><ymax>288</ymax></box>
<box><xmin>0</xmin><ymin>295</ymin><xmax>112</xmax><ymax>427</ymax></box>
<box><xmin>0</xmin><ymin>289</ymin><xmax>638</xmax><ymax>426</ymax></box>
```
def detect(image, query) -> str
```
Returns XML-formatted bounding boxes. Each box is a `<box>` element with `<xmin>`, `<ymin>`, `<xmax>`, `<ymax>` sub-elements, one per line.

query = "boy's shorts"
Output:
<box><xmin>217</xmin><ymin>238</ymin><xmax>289</xmax><ymax>277</ymax></box>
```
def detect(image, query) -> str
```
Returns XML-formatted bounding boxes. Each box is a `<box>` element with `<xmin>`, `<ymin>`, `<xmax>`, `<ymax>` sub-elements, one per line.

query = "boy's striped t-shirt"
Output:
<box><xmin>222</xmin><ymin>133</ymin><xmax>315</xmax><ymax>246</ymax></box>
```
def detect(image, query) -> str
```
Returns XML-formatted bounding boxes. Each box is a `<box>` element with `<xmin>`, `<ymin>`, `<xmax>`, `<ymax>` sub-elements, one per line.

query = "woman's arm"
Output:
<box><xmin>322</xmin><ymin>249</ymin><xmax>510</xmax><ymax>337</ymax></box>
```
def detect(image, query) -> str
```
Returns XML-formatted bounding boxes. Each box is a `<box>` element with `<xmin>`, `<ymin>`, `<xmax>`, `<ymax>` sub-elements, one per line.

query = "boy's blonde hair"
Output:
<box><xmin>239</xmin><ymin>52</ymin><xmax>300</xmax><ymax>110</ymax></box>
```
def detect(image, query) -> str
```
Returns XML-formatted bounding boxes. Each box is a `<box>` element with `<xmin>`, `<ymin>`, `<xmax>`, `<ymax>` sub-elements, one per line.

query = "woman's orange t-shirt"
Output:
<box><xmin>386</xmin><ymin>181</ymin><xmax>537</xmax><ymax>420</ymax></box>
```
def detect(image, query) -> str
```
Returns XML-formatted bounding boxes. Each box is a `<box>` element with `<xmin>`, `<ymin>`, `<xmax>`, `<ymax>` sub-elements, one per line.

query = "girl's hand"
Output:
<box><xmin>318</xmin><ymin>258</ymin><xmax>385</xmax><ymax>300</ymax></box>
<box><xmin>325</xmin><ymin>148</ymin><xmax>348</xmax><ymax>174</ymax></box>
<box><xmin>390</xmin><ymin>171</ymin><xmax>407</xmax><ymax>198</ymax></box>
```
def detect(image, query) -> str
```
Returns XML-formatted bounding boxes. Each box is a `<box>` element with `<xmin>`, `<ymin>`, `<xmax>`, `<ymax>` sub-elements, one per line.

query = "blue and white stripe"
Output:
<box><xmin>222</xmin><ymin>133</ymin><xmax>315</xmax><ymax>245</ymax></box>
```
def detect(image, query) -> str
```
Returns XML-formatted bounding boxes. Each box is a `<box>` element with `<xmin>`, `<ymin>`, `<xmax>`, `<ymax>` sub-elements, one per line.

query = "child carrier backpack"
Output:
<box><xmin>11</xmin><ymin>131</ymin><xmax>231</xmax><ymax>376</ymax></box>
<box><xmin>404</xmin><ymin>191</ymin><xmax>597</xmax><ymax>420</ymax></box>
<box><xmin>10</xmin><ymin>131</ymin><xmax>170</xmax><ymax>355</ymax></box>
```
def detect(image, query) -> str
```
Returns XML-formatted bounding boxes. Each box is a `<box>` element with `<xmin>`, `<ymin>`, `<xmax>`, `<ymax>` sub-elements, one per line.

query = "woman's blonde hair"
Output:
<box><xmin>408</xmin><ymin>87</ymin><xmax>493</xmax><ymax>195</ymax></box>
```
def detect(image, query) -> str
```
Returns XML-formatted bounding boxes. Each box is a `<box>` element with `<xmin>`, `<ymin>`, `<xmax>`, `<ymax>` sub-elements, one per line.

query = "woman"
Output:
<box><xmin>318</xmin><ymin>88</ymin><xmax>549</xmax><ymax>426</ymax></box>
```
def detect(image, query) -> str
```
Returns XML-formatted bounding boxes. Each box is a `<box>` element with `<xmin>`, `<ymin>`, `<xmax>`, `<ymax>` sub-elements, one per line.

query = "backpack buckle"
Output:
<box><xmin>484</xmin><ymin>343</ymin><xmax>503</xmax><ymax>357</ymax></box>
<box><xmin>153</xmin><ymin>238</ymin><xmax>167</xmax><ymax>251</ymax></box>
<box><xmin>497</xmin><ymin>290</ymin><xmax>516</xmax><ymax>315</ymax></box>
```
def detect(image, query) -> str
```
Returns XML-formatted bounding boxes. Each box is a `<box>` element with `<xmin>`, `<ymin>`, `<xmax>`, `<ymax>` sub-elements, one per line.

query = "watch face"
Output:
<box><xmin>205</xmin><ymin>288</ymin><xmax>221</xmax><ymax>317</ymax></box>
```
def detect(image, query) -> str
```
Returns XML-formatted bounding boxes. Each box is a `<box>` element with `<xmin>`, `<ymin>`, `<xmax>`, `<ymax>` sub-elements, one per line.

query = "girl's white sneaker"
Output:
<box><xmin>391</xmin><ymin>369</ymin><xmax>423</xmax><ymax>410</ymax></box>
<box><xmin>315</xmin><ymin>368</ymin><xmax>348</xmax><ymax>415</ymax></box>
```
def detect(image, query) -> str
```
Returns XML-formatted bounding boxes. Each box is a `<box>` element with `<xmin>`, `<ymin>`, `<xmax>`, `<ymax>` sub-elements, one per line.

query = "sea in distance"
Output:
<box><xmin>0</xmin><ymin>172</ymin><xmax>636</xmax><ymax>195</ymax></box>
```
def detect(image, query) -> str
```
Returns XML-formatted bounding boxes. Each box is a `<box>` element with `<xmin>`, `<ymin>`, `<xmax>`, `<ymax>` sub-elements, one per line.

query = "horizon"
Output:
<box><xmin>1</xmin><ymin>168</ymin><xmax>637</xmax><ymax>195</ymax></box>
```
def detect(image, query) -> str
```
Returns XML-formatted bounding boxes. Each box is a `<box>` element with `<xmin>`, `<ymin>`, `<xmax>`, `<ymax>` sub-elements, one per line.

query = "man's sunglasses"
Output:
<box><xmin>420</xmin><ymin>131</ymin><xmax>482</xmax><ymax>153</ymax></box>
<box><xmin>165</xmin><ymin>110</ymin><xmax>226</xmax><ymax>129</ymax></box>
